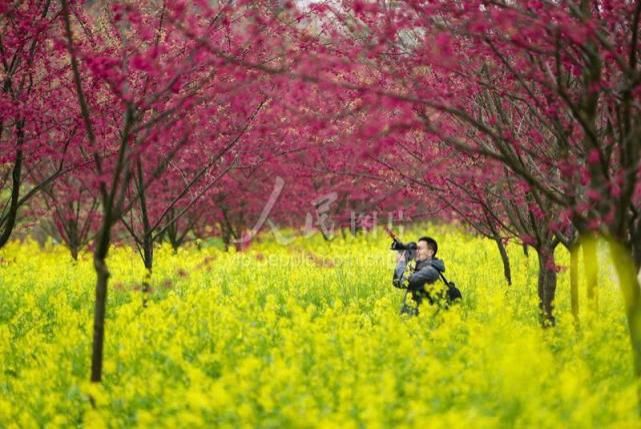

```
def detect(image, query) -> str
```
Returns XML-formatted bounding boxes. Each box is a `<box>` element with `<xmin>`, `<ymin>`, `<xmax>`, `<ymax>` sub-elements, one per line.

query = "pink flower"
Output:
<box><xmin>610</xmin><ymin>182</ymin><xmax>622</xmax><ymax>198</ymax></box>
<box><xmin>131</xmin><ymin>55</ymin><xmax>152</xmax><ymax>72</ymax></box>
<box><xmin>353</xmin><ymin>0</ymin><xmax>365</xmax><ymax>14</ymax></box>
<box><xmin>436</xmin><ymin>33</ymin><xmax>453</xmax><ymax>58</ymax></box>
<box><xmin>587</xmin><ymin>188</ymin><xmax>601</xmax><ymax>201</ymax></box>
<box><xmin>587</xmin><ymin>218</ymin><xmax>601</xmax><ymax>230</ymax></box>
<box><xmin>521</xmin><ymin>235</ymin><xmax>536</xmax><ymax>246</ymax></box>
<box><xmin>587</xmin><ymin>149</ymin><xmax>600</xmax><ymax>165</ymax></box>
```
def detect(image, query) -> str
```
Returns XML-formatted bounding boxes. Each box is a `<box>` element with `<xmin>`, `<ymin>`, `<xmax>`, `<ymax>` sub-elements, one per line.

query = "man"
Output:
<box><xmin>392</xmin><ymin>236</ymin><xmax>445</xmax><ymax>315</ymax></box>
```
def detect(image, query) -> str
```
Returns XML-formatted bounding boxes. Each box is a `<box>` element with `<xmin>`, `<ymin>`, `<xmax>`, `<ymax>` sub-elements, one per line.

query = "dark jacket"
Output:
<box><xmin>393</xmin><ymin>257</ymin><xmax>446</xmax><ymax>306</ymax></box>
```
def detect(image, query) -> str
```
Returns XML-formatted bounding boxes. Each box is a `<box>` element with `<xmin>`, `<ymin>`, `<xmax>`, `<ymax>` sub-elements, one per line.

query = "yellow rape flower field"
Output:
<box><xmin>0</xmin><ymin>225</ymin><xmax>637</xmax><ymax>428</ymax></box>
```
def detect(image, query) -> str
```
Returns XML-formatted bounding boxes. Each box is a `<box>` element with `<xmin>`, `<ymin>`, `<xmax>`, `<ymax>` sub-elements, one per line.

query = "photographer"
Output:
<box><xmin>392</xmin><ymin>236</ymin><xmax>446</xmax><ymax>315</ymax></box>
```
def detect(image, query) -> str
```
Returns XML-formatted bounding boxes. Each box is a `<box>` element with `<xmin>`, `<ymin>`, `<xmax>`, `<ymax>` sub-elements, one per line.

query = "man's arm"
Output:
<box><xmin>392</xmin><ymin>254</ymin><xmax>408</xmax><ymax>288</ymax></box>
<box><xmin>407</xmin><ymin>264</ymin><xmax>440</xmax><ymax>289</ymax></box>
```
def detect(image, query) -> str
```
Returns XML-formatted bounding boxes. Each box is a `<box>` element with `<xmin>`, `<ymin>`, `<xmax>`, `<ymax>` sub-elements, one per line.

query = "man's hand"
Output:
<box><xmin>396</xmin><ymin>252</ymin><xmax>406</xmax><ymax>263</ymax></box>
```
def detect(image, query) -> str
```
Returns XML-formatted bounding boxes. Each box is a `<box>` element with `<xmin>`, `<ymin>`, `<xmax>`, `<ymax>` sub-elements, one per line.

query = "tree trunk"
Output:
<box><xmin>69</xmin><ymin>217</ymin><xmax>80</xmax><ymax>261</ymax></box>
<box><xmin>583</xmin><ymin>232</ymin><xmax>598</xmax><ymax>312</ymax></box>
<box><xmin>220</xmin><ymin>207</ymin><xmax>240</xmax><ymax>251</ymax></box>
<box><xmin>165</xmin><ymin>208</ymin><xmax>181</xmax><ymax>253</ymax></box>
<box><xmin>0</xmin><ymin>122</ymin><xmax>24</xmax><ymax>249</ymax></box>
<box><xmin>71</xmin><ymin>245</ymin><xmax>79</xmax><ymax>261</ymax></box>
<box><xmin>494</xmin><ymin>237</ymin><xmax>512</xmax><ymax>286</ymax></box>
<box><xmin>142</xmin><ymin>236</ymin><xmax>153</xmax><ymax>307</ymax></box>
<box><xmin>167</xmin><ymin>221</ymin><xmax>180</xmax><ymax>253</ymax></box>
<box><xmin>536</xmin><ymin>245</ymin><xmax>558</xmax><ymax>327</ymax></box>
<box><xmin>608</xmin><ymin>240</ymin><xmax>641</xmax><ymax>414</ymax></box>
<box><xmin>570</xmin><ymin>242</ymin><xmax>580</xmax><ymax>326</ymax></box>
<box><xmin>581</xmin><ymin>233</ymin><xmax>599</xmax><ymax>312</ymax></box>
<box><xmin>220</xmin><ymin>221</ymin><xmax>232</xmax><ymax>251</ymax></box>
<box><xmin>136</xmin><ymin>158</ymin><xmax>154</xmax><ymax>306</ymax></box>
<box><xmin>91</xmin><ymin>222</ymin><xmax>111</xmax><ymax>382</ymax></box>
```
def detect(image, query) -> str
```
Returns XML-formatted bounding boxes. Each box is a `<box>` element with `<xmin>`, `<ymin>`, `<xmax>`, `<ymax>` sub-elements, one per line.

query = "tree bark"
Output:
<box><xmin>0</xmin><ymin>122</ymin><xmax>24</xmax><ymax>249</ymax></box>
<box><xmin>71</xmin><ymin>245</ymin><xmax>79</xmax><ymax>261</ymax></box>
<box><xmin>136</xmin><ymin>158</ymin><xmax>154</xmax><ymax>306</ymax></box>
<box><xmin>91</xmin><ymin>223</ymin><xmax>111</xmax><ymax>382</ymax></box>
<box><xmin>570</xmin><ymin>242</ymin><xmax>580</xmax><ymax>326</ymax></box>
<box><xmin>582</xmin><ymin>232</ymin><xmax>599</xmax><ymax>312</ymax></box>
<box><xmin>609</xmin><ymin>241</ymin><xmax>641</xmax><ymax>414</ymax></box>
<box><xmin>494</xmin><ymin>237</ymin><xmax>512</xmax><ymax>286</ymax></box>
<box><xmin>536</xmin><ymin>244</ymin><xmax>558</xmax><ymax>327</ymax></box>
<box><xmin>166</xmin><ymin>215</ymin><xmax>181</xmax><ymax>253</ymax></box>
<box><xmin>142</xmin><ymin>236</ymin><xmax>153</xmax><ymax>307</ymax></box>
<box><xmin>68</xmin><ymin>210</ymin><xmax>80</xmax><ymax>260</ymax></box>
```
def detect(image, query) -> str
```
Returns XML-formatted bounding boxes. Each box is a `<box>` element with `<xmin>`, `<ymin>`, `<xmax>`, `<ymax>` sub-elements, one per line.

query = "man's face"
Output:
<box><xmin>416</xmin><ymin>240</ymin><xmax>433</xmax><ymax>261</ymax></box>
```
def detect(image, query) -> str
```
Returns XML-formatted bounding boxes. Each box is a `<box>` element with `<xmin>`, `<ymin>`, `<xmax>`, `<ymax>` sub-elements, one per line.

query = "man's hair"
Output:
<box><xmin>418</xmin><ymin>236</ymin><xmax>438</xmax><ymax>256</ymax></box>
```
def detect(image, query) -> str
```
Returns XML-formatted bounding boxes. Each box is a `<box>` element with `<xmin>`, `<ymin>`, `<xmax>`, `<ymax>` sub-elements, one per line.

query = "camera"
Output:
<box><xmin>391</xmin><ymin>239</ymin><xmax>417</xmax><ymax>260</ymax></box>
